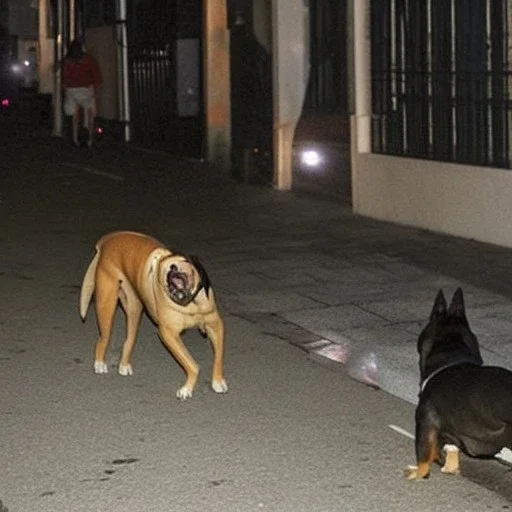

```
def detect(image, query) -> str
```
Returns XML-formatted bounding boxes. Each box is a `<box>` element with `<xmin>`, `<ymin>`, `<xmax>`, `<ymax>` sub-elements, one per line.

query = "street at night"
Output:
<box><xmin>2</xmin><ymin>111</ymin><xmax>512</xmax><ymax>511</ymax></box>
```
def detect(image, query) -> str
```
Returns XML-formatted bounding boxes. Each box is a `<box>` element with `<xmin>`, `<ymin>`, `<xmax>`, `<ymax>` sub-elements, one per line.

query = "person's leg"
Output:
<box><xmin>64</xmin><ymin>89</ymin><xmax>80</xmax><ymax>146</ymax></box>
<box><xmin>71</xmin><ymin>106</ymin><xmax>80</xmax><ymax>146</ymax></box>
<box><xmin>87</xmin><ymin>106</ymin><xmax>95</xmax><ymax>147</ymax></box>
<box><xmin>85</xmin><ymin>86</ymin><xmax>97</xmax><ymax>147</ymax></box>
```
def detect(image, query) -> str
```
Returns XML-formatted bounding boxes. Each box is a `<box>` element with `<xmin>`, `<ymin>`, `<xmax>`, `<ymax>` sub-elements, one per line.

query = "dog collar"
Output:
<box><xmin>419</xmin><ymin>358</ymin><xmax>479</xmax><ymax>395</ymax></box>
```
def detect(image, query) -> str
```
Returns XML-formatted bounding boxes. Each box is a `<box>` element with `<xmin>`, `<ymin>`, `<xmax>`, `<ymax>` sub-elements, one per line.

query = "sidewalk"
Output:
<box><xmin>204</xmin><ymin>194</ymin><xmax>512</xmax><ymax>405</ymax></box>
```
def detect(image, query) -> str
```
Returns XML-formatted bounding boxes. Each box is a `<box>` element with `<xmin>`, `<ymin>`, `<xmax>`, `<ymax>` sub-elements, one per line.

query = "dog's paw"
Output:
<box><xmin>176</xmin><ymin>386</ymin><xmax>193</xmax><ymax>400</ymax></box>
<box><xmin>212</xmin><ymin>379</ymin><xmax>228</xmax><ymax>394</ymax></box>
<box><xmin>440</xmin><ymin>465</ymin><xmax>460</xmax><ymax>475</ymax></box>
<box><xmin>94</xmin><ymin>361</ymin><xmax>108</xmax><ymax>374</ymax></box>
<box><xmin>404</xmin><ymin>465</ymin><xmax>422</xmax><ymax>480</ymax></box>
<box><xmin>118</xmin><ymin>363</ymin><xmax>133</xmax><ymax>376</ymax></box>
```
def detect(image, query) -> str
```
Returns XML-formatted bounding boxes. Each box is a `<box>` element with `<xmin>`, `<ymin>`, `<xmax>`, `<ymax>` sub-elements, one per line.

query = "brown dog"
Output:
<box><xmin>79</xmin><ymin>231</ymin><xmax>228</xmax><ymax>400</ymax></box>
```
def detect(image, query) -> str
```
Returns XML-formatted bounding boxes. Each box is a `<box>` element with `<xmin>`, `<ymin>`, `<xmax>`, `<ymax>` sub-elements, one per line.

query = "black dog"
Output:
<box><xmin>406</xmin><ymin>288</ymin><xmax>512</xmax><ymax>480</ymax></box>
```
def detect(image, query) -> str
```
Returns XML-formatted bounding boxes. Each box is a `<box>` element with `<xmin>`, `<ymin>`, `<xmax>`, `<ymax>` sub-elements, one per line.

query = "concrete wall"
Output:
<box><xmin>272</xmin><ymin>0</ymin><xmax>309</xmax><ymax>189</ymax></box>
<box><xmin>37</xmin><ymin>35</ymin><xmax>54</xmax><ymax>95</ymax></box>
<box><xmin>351</xmin><ymin>118</ymin><xmax>512</xmax><ymax>248</ymax></box>
<box><xmin>84</xmin><ymin>26</ymin><xmax>118</xmax><ymax>120</ymax></box>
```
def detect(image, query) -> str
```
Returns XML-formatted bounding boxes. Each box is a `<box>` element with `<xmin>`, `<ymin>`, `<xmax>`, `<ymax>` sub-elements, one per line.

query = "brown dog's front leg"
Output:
<box><xmin>159</xmin><ymin>326</ymin><xmax>199</xmax><ymax>400</ymax></box>
<box><xmin>204</xmin><ymin>316</ymin><xmax>228</xmax><ymax>394</ymax></box>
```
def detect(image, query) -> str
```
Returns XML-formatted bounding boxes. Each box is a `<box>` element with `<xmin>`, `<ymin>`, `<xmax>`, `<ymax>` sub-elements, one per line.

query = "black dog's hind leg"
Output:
<box><xmin>405</xmin><ymin>422</ymin><xmax>441</xmax><ymax>480</ymax></box>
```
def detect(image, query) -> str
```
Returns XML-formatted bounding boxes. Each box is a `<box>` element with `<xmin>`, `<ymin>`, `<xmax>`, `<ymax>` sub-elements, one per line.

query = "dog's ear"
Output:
<box><xmin>430</xmin><ymin>289</ymin><xmax>447</xmax><ymax>320</ymax></box>
<box><xmin>447</xmin><ymin>287</ymin><xmax>466</xmax><ymax>320</ymax></box>
<box><xmin>448</xmin><ymin>287</ymin><xmax>482</xmax><ymax>363</ymax></box>
<box><xmin>418</xmin><ymin>290</ymin><xmax>446</xmax><ymax>370</ymax></box>
<box><xmin>188</xmin><ymin>254</ymin><xmax>211</xmax><ymax>297</ymax></box>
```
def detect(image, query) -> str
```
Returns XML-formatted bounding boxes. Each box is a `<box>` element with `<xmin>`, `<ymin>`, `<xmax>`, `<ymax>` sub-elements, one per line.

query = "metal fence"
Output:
<box><xmin>126</xmin><ymin>0</ymin><xmax>203</xmax><ymax>157</ymax></box>
<box><xmin>371</xmin><ymin>0</ymin><xmax>512</xmax><ymax>168</ymax></box>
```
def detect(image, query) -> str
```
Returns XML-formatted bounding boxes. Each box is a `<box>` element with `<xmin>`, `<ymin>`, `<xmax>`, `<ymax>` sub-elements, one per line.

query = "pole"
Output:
<box><xmin>117</xmin><ymin>0</ymin><xmax>131</xmax><ymax>142</ymax></box>
<box><xmin>52</xmin><ymin>0</ymin><xmax>64</xmax><ymax>137</ymax></box>
<box><xmin>69</xmin><ymin>0</ymin><xmax>75</xmax><ymax>41</ymax></box>
<box><xmin>203</xmin><ymin>0</ymin><xmax>231</xmax><ymax>170</ymax></box>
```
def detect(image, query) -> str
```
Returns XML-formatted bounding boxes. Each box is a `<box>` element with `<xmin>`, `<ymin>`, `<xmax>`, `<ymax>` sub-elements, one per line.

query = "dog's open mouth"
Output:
<box><xmin>166</xmin><ymin>265</ymin><xmax>193</xmax><ymax>306</ymax></box>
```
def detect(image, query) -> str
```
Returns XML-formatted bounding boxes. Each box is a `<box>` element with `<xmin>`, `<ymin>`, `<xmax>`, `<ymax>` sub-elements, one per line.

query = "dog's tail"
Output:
<box><xmin>79</xmin><ymin>250</ymin><xmax>100</xmax><ymax>320</ymax></box>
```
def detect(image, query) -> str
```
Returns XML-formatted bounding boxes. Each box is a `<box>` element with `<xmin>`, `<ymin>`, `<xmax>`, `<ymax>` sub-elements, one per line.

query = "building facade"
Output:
<box><xmin>351</xmin><ymin>0</ymin><xmax>512</xmax><ymax>248</ymax></box>
<box><xmin>35</xmin><ymin>0</ymin><xmax>512</xmax><ymax>248</ymax></box>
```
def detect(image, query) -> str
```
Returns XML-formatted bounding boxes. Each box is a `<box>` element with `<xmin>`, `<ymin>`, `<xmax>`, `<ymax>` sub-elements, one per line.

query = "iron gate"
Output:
<box><xmin>127</xmin><ymin>0</ymin><xmax>203</xmax><ymax>157</ymax></box>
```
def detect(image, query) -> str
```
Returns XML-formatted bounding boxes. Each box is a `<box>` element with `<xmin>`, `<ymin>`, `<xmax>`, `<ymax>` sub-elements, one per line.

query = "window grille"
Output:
<box><xmin>371</xmin><ymin>0</ymin><xmax>511</xmax><ymax>168</ymax></box>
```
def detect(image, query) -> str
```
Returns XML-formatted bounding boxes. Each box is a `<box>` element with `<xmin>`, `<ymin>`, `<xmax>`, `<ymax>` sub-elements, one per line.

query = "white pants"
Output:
<box><xmin>64</xmin><ymin>86</ymin><xmax>96</xmax><ymax>116</ymax></box>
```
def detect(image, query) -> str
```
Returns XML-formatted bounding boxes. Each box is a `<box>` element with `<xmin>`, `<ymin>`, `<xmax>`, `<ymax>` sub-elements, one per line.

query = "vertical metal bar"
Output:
<box><xmin>69</xmin><ymin>0</ymin><xmax>75</xmax><ymax>41</ymax></box>
<box><xmin>454</xmin><ymin>0</ymin><xmax>468</xmax><ymax>162</ymax></box>
<box><xmin>53</xmin><ymin>0</ymin><xmax>64</xmax><ymax>137</ymax></box>
<box><xmin>394</xmin><ymin>0</ymin><xmax>405</xmax><ymax>154</ymax></box>
<box><xmin>431</xmin><ymin>0</ymin><xmax>453</xmax><ymax>160</ymax></box>
<box><xmin>370</xmin><ymin>0</ymin><xmax>384</xmax><ymax>152</ymax></box>
<box><xmin>490</xmin><ymin>0</ymin><xmax>507</xmax><ymax>166</ymax></box>
<box><xmin>118</xmin><ymin>0</ymin><xmax>131</xmax><ymax>142</ymax></box>
<box><xmin>505</xmin><ymin>0</ymin><xmax>510</xmax><ymax>166</ymax></box>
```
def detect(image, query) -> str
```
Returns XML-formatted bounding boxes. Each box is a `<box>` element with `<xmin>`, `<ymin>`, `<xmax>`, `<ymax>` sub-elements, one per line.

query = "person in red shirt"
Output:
<box><xmin>62</xmin><ymin>40</ymin><xmax>102</xmax><ymax>147</ymax></box>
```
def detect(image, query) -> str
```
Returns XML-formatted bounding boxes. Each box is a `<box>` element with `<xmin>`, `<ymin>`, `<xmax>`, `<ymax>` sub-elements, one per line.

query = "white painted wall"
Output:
<box><xmin>351</xmin><ymin>118</ymin><xmax>512</xmax><ymax>247</ymax></box>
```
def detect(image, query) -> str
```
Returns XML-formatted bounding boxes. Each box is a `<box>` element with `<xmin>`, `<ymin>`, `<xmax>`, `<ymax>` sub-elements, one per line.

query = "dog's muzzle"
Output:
<box><xmin>166</xmin><ymin>265</ymin><xmax>196</xmax><ymax>306</ymax></box>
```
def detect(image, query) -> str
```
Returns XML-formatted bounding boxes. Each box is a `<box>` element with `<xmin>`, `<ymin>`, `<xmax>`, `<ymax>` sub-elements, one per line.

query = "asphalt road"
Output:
<box><xmin>1</xmin><ymin>121</ymin><xmax>512</xmax><ymax>511</ymax></box>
